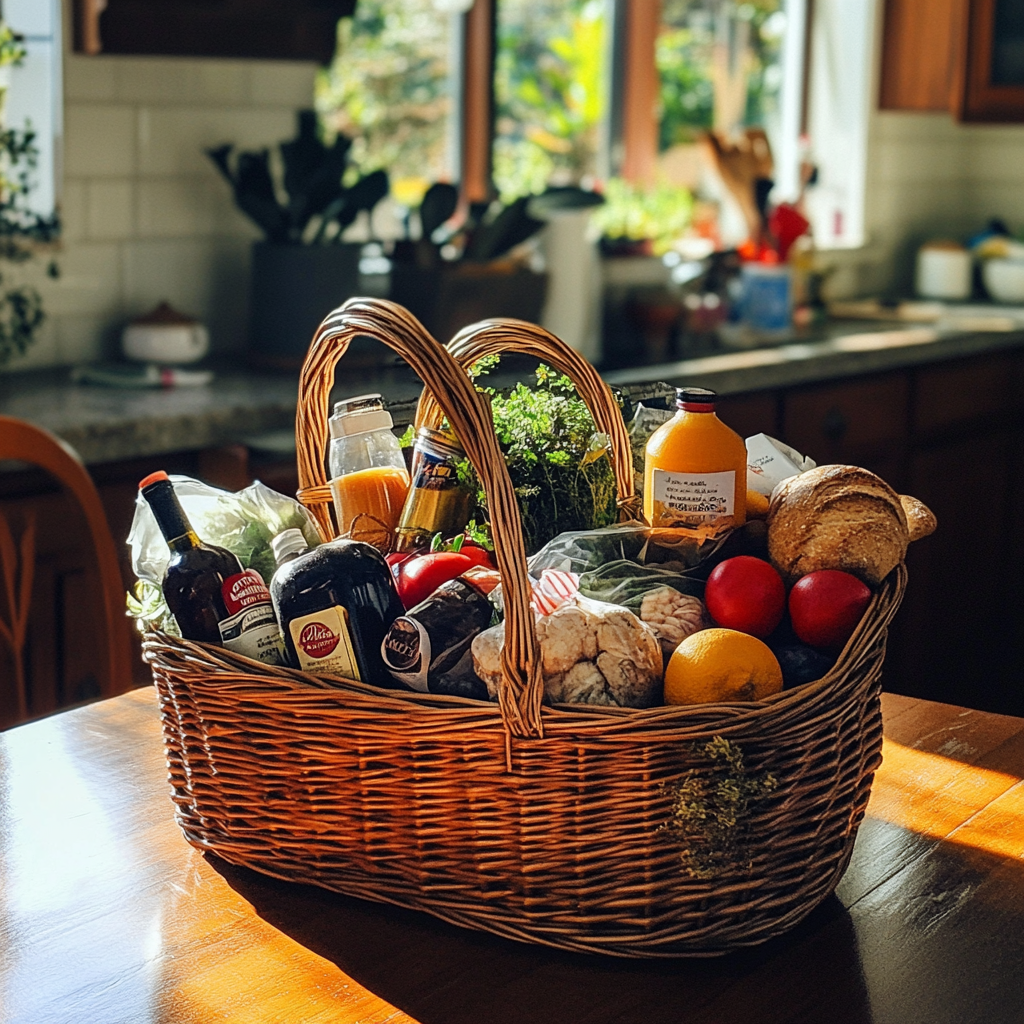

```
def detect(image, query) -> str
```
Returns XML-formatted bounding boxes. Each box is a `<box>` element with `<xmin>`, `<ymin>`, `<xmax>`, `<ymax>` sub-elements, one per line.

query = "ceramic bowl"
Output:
<box><xmin>982</xmin><ymin>258</ymin><xmax>1024</xmax><ymax>304</ymax></box>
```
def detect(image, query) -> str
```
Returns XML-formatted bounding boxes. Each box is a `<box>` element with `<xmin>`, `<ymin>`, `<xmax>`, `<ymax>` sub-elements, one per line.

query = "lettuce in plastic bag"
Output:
<box><xmin>127</xmin><ymin>476</ymin><xmax>321</xmax><ymax>630</ymax></box>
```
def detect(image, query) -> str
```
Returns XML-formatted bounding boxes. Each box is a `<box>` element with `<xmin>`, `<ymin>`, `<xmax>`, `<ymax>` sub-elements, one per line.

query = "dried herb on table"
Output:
<box><xmin>661</xmin><ymin>736</ymin><xmax>778</xmax><ymax>880</ymax></box>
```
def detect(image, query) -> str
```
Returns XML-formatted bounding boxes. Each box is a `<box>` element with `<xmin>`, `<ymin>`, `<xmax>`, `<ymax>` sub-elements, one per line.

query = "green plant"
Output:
<box><xmin>461</xmin><ymin>359</ymin><xmax>618</xmax><ymax>555</ymax></box>
<box><xmin>592</xmin><ymin>178</ymin><xmax>694</xmax><ymax>255</ymax></box>
<box><xmin>0</xmin><ymin>23</ymin><xmax>60</xmax><ymax>366</ymax></box>
<box><xmin>206</xmin><ymin>110</ymin><xmax>389</xmax><ymax>244</ymax></box>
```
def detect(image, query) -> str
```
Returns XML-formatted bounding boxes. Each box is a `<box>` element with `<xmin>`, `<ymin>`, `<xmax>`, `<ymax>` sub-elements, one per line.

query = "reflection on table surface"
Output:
<box><xmin>2</xmin><ymin>687</ymin><xmax>1023</xmax><ymax>1024</ymax></box>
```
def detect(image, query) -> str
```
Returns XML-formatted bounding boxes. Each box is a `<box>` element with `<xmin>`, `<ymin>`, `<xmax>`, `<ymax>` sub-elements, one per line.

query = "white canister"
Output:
<box><xmin>122</xmin><ymin>302</ymin><xmax>210</xmax><ymax>364</ymax></box>
<box><xmin>915</xmin><ymin>242</ymin><xmax>972</xmax><ymax>300</ymax></box>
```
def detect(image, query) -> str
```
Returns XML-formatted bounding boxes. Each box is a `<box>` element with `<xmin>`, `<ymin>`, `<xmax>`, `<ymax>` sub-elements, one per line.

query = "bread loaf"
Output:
<box><xmin>767</xmin><ymin>465</ymin><xmax>930</xmax><ymax>585</ymax></box>
<box><xmin>899</xmin><ymin>494</ymin><xmax>938</xmax><ymax>542</ymax></box>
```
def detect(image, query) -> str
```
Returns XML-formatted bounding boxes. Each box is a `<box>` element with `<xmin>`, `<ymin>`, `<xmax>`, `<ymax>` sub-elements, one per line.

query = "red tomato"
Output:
<box><xmin>458</xmin><ymin>544</ymin><xmax>494</xmax><ymax>570</ymax></box>
<box><xmin>705</xmin><ymin>556</ymin><xmax>786</xmax><ymax>639</ymax></box>
<box><xmin>396</xmin><ymin>551</ymin><xmax>474</xmax><ymax>609</ymax></box>
<box><xmin>788</xmin><ymin>570</ymin><xmax>872</xmax><ymax>651</ymax></box>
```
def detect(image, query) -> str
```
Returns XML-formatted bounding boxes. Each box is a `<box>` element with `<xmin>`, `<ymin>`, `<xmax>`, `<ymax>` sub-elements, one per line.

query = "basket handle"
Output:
<box><xmin>414</xmin><ymin>318</ymin><xmax>640</xmax><ymax>520</ymax></box>
<box><xmin>295</xmin><ymin>298</ymin><xmax>544</xmax><ymax>740</ymax></box>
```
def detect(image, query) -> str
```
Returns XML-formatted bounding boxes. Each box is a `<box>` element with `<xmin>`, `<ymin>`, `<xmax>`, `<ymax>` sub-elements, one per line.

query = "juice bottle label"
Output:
<box><xmin>288</xmin><ymin>605</ymin><xmax>361</xmax><ymax>680</ymax></box>
<box><xmin>650</xmin><ymin>469</ymin><xmax>735</xmax><ymax>526</ymax></box>
<box><xmin>218</xmin><ymin>570</ymin><xmax>286</xmax><ymax>665</ymax></box>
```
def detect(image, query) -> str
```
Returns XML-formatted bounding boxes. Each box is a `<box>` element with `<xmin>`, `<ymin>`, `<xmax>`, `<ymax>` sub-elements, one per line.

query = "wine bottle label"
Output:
<box><xmin>651</xmin><ymin>469</ymin><xmax>735</xmax><ymax>526</ymax></box>
<box><xmin>289</xmin><ymin>605</ymin><xmax>361</xmax><ymax>680</ymax></box>
<box><xmin>219</xmin><ymin>570</ymin><xmax>286</xmax><ymax>665</ymax></box>
<box><xmin>380</xmin><ymin>616</ymin><xmax>431</xmax><ymax>692</ymax></box>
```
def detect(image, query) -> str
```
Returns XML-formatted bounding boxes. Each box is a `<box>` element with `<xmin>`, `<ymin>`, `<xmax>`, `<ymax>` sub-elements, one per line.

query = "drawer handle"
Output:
<box><xmin>822</xmin><ymin>408</ymin><xmax>847</xmax><ymax>441</ymax></box>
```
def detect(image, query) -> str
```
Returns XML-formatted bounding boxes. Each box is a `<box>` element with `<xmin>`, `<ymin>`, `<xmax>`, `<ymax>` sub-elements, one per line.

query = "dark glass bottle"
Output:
<box><xmin>269</xmin><ymin>528</ymin><xmax>405</xmax><ymax>688</ymax></box>
<box><xmin>139</xmin><ymin>471</ymin><xmax>285</xmax><ymax>665</ymax></box>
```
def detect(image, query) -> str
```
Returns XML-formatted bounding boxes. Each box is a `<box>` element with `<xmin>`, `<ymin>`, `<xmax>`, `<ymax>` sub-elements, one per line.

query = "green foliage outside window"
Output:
<box><xmin>657</xmin><ymin>0</ymin><xmax>784</xmax><ymax>151</ymax></box>
<box><xmin>315</xmin><ymin>0</ymin><xmax>452</xmax><ymax>193</ymax></box>
<box><xmin>493</xmin><ymin>0</ymin><xmax>606</xmax><ymax>202</ymax></box>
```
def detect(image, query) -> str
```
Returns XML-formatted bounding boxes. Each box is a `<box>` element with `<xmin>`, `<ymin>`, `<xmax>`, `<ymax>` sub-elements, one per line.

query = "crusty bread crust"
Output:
<box><xmin>767</xmin><ymin>465</ymin><xmax>911</xmax><ymax>585</ymax></box>
<box><xmin>899</xmin><ymin>494</ymin><xmax>938</xmax><ymax>542</ymax></box>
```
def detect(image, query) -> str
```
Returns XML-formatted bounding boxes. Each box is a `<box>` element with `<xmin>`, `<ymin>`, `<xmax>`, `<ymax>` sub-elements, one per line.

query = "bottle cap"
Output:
<box><xmin>329</xmin><ymin>394</ymin><xmax>394</xmax><ymax>438</ymax></box>
<box><xmin>138</xmin><ymin>470</ymin><xmax>170</xmax><ymax>490</ymax></box>
<box><xmin>271</xmin><ymin>528</ymin><xmax>309</xmax><ymax>564</ymax></box>
<box><xmin>675</xmin><ymin>387</ymin><xmax>717</xmax><ymax>412</ymax></box>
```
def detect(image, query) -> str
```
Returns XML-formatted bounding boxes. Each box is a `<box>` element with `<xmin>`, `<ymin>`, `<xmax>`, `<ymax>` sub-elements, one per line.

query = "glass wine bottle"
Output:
<box><xmin>139</xmin><ymin>471</ymin><xmax>285</xmax><ymax>665</ymax></box>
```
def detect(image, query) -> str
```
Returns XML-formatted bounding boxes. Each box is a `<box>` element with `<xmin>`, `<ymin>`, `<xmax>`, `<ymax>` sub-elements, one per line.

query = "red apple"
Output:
<box><xmin>705</xmin><ymin>556</ymin><xmax>786</xmax><ymax>639</ymax></box>
<box><xmin>788</xmin><ymin>570</ymin><xmax>872</xmax><ymax>650</ymax></box>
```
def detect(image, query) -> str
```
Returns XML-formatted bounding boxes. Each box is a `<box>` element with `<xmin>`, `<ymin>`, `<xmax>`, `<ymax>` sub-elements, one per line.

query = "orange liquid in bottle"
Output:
<box><xmin>643</xmin><ymin>388</ymin><xmax>747</xmax><ymax>529</ymax></box>
<box><xmin>331</xmin><ymin>465</ymin><xmax>411</xmax><ymax>536</ymax></box>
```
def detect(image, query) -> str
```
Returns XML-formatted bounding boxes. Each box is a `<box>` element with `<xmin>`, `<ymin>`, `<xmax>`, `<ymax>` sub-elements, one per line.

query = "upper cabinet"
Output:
<box><xmin>73</xmin><ymin>0</ymin><xmax>356</xmax><ymax>63</ymax></box>
<box><xmin>880</xmin><ymin>0</ymin><xmax>1024</xmax><ymax>121</ymax></box>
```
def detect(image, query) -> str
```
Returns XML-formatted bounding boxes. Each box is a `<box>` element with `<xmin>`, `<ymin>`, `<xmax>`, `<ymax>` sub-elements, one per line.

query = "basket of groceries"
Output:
<box><xmin>131</xmin><ymin>298</ymin><xmax>935</xmax><ymax>957</ymax></box>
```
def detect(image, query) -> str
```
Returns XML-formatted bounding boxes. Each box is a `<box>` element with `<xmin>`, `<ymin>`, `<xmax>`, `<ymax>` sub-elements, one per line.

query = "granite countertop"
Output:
<box><xmin>3</xmin><ymin>320</ymin><xmax>1024</xmax><ymax>466</ymax></box>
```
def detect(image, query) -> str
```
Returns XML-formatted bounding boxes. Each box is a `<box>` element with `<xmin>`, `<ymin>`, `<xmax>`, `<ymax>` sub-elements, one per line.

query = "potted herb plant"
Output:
<box><xmin>207</xmin><ymin>110</ymin><xmax>389</xmax><ymax>368</ymax></box>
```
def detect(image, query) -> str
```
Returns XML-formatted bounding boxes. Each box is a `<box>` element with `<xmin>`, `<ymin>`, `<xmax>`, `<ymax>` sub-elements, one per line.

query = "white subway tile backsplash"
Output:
<box><xmin>63</xmin><ymin>55</ymin><xmax>117</xmax><ymax>102</ymax></box>
<box><xmin>59</xmin><ymin>180</ymin><xmax>88</xmax><ymax>243</ymax></box>
<box><xmin>137</xmin><ymin>178</ymin><xmax>219</xmax><ymax>238</ymax></box>
<box><xmin>64</xmin><ymin>104</ymin><xmax>136</xmax><ymax>177</ymax></box>
<box><xmin>136</xmin><ymin>106</ymin><xmax>297</xmax><ymax>177</ymax></box>
<box><xmin>248</xmin><ymin>62</ymin><xmax>318</xmax><ymax>108</ymax></box>
<box><xmin>56</xmin><ymin>313</ymin><xmax>112</xmax><ymax>364</ymax></box>
<box><xmin>112</xmin><ymin>57</ymin><xmax>251</xmax><ymax>106</ymax></box>
<box><xmin>1</xmin><ymin>318</ymin><xmax>59</xmax><ymax>371</ymax></box>
<box><xmin>40</xmin><ymin>241</ymin><xmax>123</xmax><ymax>317</ymax></box>
<box><xmin>86</xmin><ymin>180</ymin><xmax>135</xmax><ymax>240</ymax></box>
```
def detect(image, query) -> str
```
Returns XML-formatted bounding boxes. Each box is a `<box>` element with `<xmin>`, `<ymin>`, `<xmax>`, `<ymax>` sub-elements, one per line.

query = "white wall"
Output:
<box><xmin>3</xmin><ymin>1</ymin><xmax>318</xmax><ymax>371</ymax></box>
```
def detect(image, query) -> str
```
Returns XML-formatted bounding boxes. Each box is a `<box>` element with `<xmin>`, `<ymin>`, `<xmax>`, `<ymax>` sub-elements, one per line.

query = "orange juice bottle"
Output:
<box><xmin>643</xmin><ymin>388</ymin><xmax>747</xmax><ymax>529</ymax></box>
<box><xmin>328</xmin><ymin>395</ymin><xmax>410</xmax><ymax>540</ymax></box>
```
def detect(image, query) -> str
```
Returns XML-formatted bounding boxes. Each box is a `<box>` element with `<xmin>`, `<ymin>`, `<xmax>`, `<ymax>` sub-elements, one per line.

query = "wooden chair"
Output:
<box><xmin>0</xmin><ymin>416</ymin><xmax>134</xmax><ymax>724</ymax></box>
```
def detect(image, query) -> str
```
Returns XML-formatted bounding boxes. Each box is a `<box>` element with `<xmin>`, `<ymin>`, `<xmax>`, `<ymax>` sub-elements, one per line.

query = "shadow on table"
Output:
<box><xmin>212</xmin><ymin>855</ymin><xmax>872</xmax><ymax>1024</ymax></box>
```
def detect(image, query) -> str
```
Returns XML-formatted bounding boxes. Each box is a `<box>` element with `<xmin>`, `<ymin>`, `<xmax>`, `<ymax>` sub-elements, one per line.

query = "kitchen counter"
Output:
<box><xmin>3</xmin><ymin>321</ymin><xmax>1024</xmax><ymax>465</ymax></box>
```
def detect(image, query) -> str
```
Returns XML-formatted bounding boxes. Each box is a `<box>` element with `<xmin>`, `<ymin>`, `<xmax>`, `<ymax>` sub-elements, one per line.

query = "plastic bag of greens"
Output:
<box><xmin>577</xmin><ymin>560</ymin><xmax>705</xmax><ymax>611</ymax></box>
<box><xmin>127</xmin><ymin>476</ymin><xmax>321</xmax><ymax>631</ymax></box>
<box><xmin>527</xmin><ymin>521</ymin><xmax>737</xmax><ymax>577</ymax></box>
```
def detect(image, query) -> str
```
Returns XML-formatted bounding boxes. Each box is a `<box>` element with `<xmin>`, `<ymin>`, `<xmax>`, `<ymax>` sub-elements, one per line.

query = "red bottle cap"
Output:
<box><xmin>675</xmin><ymin>387</ymin><xmax>717</xmax><ymax>412</ymax></box>
<box><xmin>138</xmin><ymin>470</ymin><xmax>170</xmax><ymax>490</ymax></box>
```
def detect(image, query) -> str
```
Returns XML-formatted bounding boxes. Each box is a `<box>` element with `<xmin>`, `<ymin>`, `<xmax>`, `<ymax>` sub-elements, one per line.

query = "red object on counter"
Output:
<box><xmin>769</xmin><ymin>203</ymin><xmax>811</xmax><ymax>262</ymax></box>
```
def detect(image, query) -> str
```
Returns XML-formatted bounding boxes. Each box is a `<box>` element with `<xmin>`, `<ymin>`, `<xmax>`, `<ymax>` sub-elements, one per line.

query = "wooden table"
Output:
<box><xmin>2</xmin><ymin>688</ymin><xmax>1023</xmax><ymax>1024</ymax></box>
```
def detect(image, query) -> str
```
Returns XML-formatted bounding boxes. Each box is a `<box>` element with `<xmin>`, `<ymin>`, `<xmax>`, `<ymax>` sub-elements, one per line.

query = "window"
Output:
<box><xmin>316</xmin><ymin>0</ymin><xmax>459</xmax><ymax>195</ymax></box>
<box><xmin>492</xmin><ymin>0</ymin><xmax>609</xmax><ymax>200</ymax></box>
<box><xmin>3</xmin><ymin>0</ymin><xmax>62</xmax><ymax>219</ymax></box>
<box><xmin>316</xmin><ymin>0</ymin><xmax>869</xmax><ymax>253</ymax></box>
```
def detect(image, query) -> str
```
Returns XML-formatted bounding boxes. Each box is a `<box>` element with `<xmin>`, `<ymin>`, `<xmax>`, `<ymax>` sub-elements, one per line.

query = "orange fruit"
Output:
<box><xmin>746</xmin><ymin>489</ymin><xmax>771</xmax><ymax>519</ymax></box>
<box><xmin>664</xmin><ymin>628</ymin><xmax>783</xmax><ymax>705</ymax></box>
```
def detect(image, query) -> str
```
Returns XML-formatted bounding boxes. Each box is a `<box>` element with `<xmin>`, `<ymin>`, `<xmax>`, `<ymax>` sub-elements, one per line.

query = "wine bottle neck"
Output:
<box><xmin>141</xmin><ymin>478</ymin><xmax>197</xmax><ymax>550</ymax></box>
<box><xmin>167</xmin><ymin>529</ymin><xmax>202</xmax><ymax>555</ymax></box>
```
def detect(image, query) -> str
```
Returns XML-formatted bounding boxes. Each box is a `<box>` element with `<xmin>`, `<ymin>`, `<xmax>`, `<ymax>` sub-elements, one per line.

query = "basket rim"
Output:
<box><xmin>144</xmin><ymin>562</ymin><xmax>905</xmax><ymax>735</ymax></box>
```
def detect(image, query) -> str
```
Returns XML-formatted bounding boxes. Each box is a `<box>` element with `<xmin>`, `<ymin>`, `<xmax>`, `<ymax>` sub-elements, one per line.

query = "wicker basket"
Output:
<box><xmin>146</xmin><ymin>297</ymin><xmax>906</xmax><ymax>957</ymax></box>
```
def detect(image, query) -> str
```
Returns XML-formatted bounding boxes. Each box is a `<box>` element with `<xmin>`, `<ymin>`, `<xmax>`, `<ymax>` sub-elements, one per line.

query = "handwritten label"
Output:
<box><xmin>651</xmin><ymin>469</ymin><xmax>735</xmax><ymax>526</ymax></box>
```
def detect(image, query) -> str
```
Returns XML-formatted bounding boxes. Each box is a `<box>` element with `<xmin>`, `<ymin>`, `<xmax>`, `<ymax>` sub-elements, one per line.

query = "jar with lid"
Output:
<box><xmin>328</xmin><ymin>394</ymin><xmax>410</xmax><ymax>542</ymax></box>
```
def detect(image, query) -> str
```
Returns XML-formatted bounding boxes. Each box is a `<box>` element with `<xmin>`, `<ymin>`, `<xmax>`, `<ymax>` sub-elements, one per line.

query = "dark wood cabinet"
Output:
<box><xmin>880</xmin><ymin>0</ymin><xmax>1024</xmax><ymax>121</ymax></box>
<box><xmin>74</xmin><ymin>0</ymin><xmax>356</xmax><ymax>62</ymax></box>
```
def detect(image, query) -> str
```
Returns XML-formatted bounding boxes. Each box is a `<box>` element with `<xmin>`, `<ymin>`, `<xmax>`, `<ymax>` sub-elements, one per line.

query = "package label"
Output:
<box><xmin>381</xmin><ymin>616</ymin><xmax>431</xmax><ymax>692</ymax></box>
<box><xmin>289</xmin><ymin>605</ymin><xmax>361</xmax><ymax>680</ymax></box>
<box><xmin>650</xmin><ymin>469</ymin><xmax>735</xmax><ymax>526</ymax></box>
<box><xmin>219</xmin><ymin>570</ymin><xmax>285</xmax><ymax>665</ymax></box>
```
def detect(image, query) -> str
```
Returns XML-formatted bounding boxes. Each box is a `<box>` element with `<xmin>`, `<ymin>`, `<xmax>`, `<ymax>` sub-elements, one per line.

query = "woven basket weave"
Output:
<box><xmin>146</xmin><ymin>297</ymin><xmax>906</xmax><ymax>957</ymax></box>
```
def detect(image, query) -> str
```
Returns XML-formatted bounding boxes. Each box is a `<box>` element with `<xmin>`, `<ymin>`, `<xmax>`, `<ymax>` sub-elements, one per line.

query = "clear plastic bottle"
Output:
<box><xmin>328</xmin><ymin>394</ymin><xmax>410</xmax><ymax>538</ymax></box>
